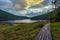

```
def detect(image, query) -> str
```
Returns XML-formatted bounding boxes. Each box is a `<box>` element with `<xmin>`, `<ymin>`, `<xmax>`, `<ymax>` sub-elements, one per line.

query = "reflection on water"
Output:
<box><xmin>0</xmin><ymin>19</ymin><xmax>38</xmax><ymax>23</ymax></box>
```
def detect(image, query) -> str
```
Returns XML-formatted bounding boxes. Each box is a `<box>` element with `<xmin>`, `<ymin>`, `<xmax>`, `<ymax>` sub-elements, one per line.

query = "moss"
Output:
<box><xmin>50</xmin><ymin>22</ymin><xmax>60</xmax><ymax>40</ymax></box>
<box><xmin>0</xmin><ymin>22</ymin><xmax>44</xmax><ymax>40</ymax></box>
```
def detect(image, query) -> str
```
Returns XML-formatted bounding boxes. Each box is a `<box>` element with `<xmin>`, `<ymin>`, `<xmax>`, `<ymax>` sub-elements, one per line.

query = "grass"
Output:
<box><xmin>50</xmin><ymin>22</ymin><xmax>60</xmax><ymax>40</ymax></box>
<box><xmin>0</xmin><ymin>22</ymin><xmax>45</xmax><ymax>40</ymax></box>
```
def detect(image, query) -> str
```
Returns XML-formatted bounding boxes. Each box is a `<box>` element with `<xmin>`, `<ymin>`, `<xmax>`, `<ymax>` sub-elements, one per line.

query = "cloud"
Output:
<box><xmin>0</xmin><ymin>0</ymin><xmax>55</xmax><ymax>17</ymax></box>
<box><xmin>0</xmin><ymin>0</ymin><xmax>12</xmax><ymax>3</ymax></box>
<box><xmin>14</xmin><ymin>4</ymin><xmax>21</xmax><ymax>9</ymax></box>
<box><xmin>15</xmin><ymin>5</ymin><xmax>53</xmax><ymax>17</ymax></box>
<box><xmin>29</xmin><ymin>8</ymin><xmax>43</xmax><ymax>13</ymax></box>
<box><xmin>0</xmin><ymin>0</ymin><xmax>13</xmax><ymax>8</ymax></box>
<box><xmin>10</xmin><ymin>0</ymin><xmax>25</xmax><ymax>10</ymax></box>
<box><xmin>18</xmin><ymin>10</ymin><xmax>27</xmax><ymax>15</ymax></box>
<box><xmin>11</xmin><ymin>0</ymin><xmax>45</xmax><ymax>10</ymax></box>
<box><xmin>25</xmin><ymin>0</ymin><xmax>44</xmax><ymax>9</ymax></box>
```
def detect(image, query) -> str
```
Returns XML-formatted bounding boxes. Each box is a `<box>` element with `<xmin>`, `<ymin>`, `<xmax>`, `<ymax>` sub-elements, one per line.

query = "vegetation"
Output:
<box><xmin>0</xmin><ymin>22</ymin><xmax>44</xmax><ymax>40</ymax></box>
<box><xmin>48</xmin><ymin>7</ymin><xmax>60</xmax><ymax>21</ymax></box>
<box><xmin>50</xmin><ymin>22</ymin><xmax>60</xmax><ymax>40</ymax></box>
<box><xmin>0</xmin><ymin>10</ymin><xmax>29</xmax><ymax>21</ymax></box>
<box><xmin>50</xmin><ymin>7</ymin><xmax>60</xmax><ymax>40</ymax></box>
<box><xmin>31</xmin><ymin>7</ymin><xmax>60</xmax><ymax>22</ymax></box>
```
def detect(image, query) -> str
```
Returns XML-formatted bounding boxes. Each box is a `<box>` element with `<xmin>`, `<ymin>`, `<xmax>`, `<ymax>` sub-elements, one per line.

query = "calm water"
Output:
<box><xmin>0</xmin><ymin>19</ymin><xmax>38</xmax><ymax>23</ymax></box>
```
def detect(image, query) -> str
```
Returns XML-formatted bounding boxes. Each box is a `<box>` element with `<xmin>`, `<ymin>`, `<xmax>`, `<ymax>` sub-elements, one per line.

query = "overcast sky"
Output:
<box><xmin>0</xmin><ymin>0</ymin><xmax>55</xmax><ymax>17</ymax></box>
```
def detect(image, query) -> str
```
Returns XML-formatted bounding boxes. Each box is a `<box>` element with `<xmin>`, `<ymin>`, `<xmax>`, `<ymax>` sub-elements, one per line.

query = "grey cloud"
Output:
<box><xmin>10</xmin><ymin>0</ymin><xmax>26</xmax><ymax>10</ymax></box>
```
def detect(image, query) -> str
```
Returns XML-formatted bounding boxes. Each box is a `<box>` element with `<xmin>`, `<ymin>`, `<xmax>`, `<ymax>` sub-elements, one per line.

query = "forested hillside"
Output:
<box><xmin>0</xmin><ymin>10</ymin><xmax>29</xmax><ymax>21</ymax></box>
<box><xmin>31</xmin><ymin>7</ymin><xmax>60</xmax><ymax>21</ymax></box>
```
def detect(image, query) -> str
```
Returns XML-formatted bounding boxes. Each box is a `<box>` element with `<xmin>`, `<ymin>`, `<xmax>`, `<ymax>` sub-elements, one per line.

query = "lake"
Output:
<box><xmin>0</xmin><ymin>19</ymin><xmax>38</xmax><ymax>23</ymax></box>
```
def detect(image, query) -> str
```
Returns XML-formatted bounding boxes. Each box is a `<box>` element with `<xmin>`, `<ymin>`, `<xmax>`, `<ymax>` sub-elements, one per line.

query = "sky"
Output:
<box><xmin>0</xmin><ymin>0</ymin><xmax>55</xmax><ymax>17</ymax></box>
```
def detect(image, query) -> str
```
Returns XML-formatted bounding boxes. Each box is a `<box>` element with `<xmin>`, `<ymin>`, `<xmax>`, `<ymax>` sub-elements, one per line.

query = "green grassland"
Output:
<box><xmin>0</xmin><ymin>22</ymin><xmax>44</xmax><ymax>40</ymax></box>
<box><xmin>50</xmin><ymin>22</ymin><xmax>60</xmax><ymax>40</ymax></box>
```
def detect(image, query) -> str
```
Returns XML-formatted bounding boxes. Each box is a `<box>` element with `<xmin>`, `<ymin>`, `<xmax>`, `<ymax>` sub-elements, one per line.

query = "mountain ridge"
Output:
<box><xmin>0</xmin><ymin>10</ymin><xmax>29</xmax><ymax>21</ymax></box>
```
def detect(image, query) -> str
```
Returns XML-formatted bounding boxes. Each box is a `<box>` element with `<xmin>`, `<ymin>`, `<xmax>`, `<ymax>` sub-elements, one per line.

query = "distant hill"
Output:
<box><xmin>30</xmin><ymin>7</ymin><xmax>60</xmax><ymax>20</ymax></box>
<box><xmin>30</xmin><ymin>13</ymin><xmax>49</xmax><ymax>20</ymax></box>
<box><xmin>0</xmin><ymin>7</ymin><xmax>60</xmax><ymax>21</ymax></box>
<box><xmin>0</xmin><ymin>10</ymin><xmax>29</xmax><ymax>21</ymax></box>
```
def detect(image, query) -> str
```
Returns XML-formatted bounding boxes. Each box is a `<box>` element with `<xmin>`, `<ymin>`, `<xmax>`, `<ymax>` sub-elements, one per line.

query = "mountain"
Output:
<box><xmin>0</xmin><ymin>10</ymin><xmax>29</xmax><ymax>21</ymax></box>
<box><xmin>30</xmin><ymin>13</ymin><xmax>49</xmax><ymax>20</ymax></box>
<box><xmin>30</xmin><ymin>7</ymin><xmax>60</xmax><ymax>20</ymax></box>
<box><xmin>30</xmin><ymin>11</ymin><xmax>57</xmax><ymax>20</ymax></box>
